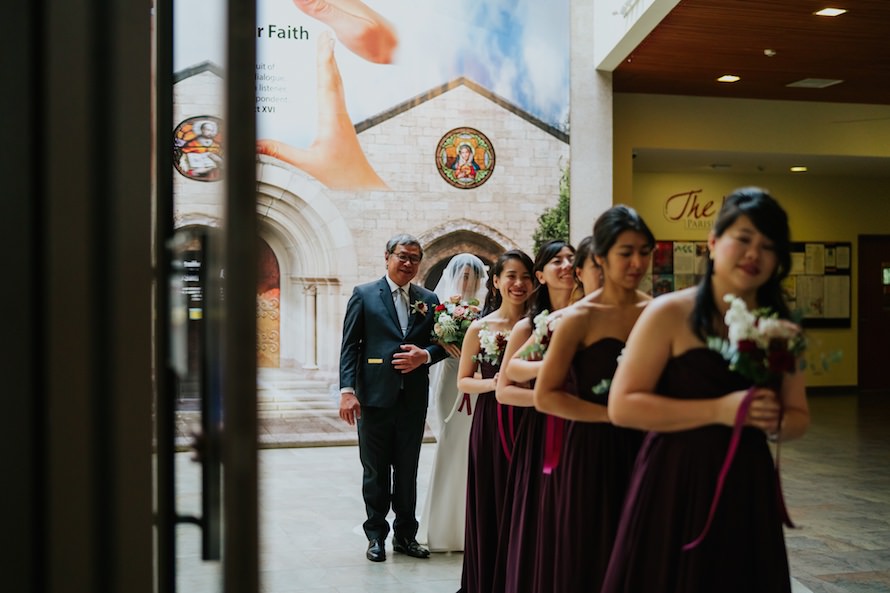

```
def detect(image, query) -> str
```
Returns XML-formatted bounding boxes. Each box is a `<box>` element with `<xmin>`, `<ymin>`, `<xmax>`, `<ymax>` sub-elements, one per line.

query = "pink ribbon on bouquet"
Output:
<box><xmin>773</xmin><ymin>427</ymin><xmax>794</xmax><ymax>529</ymax></box>
<box><xmin>497</xmin><ymin>403</ymin><xmax>515</xmax><ymax>461</ymax></box>
<box><xmin>542</xmin><ymin>415</ymin><xmax>565</xmax><ymax>475</ymax></box>
<box><xmin>683</xmin><ymin>386</ymin><xmax>794</xmax><ymax>551</ymax></box>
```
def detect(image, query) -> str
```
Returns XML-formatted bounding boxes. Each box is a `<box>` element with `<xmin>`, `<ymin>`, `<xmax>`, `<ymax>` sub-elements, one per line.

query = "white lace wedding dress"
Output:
<box><xmin>418</xmin><ymin>357</ymin><xmax>479</xmax><ymax>551</ymax></box>
<box><xmin>417</xmin><ymin>253</ymin><xmax>488</xmax><ymax>552</ymax></box>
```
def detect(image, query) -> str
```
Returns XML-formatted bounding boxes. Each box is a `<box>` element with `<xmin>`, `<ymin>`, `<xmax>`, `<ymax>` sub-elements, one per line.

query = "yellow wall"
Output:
<box><xmin>626</xmin><ymin>173</ymin><xmax>890</xmax><ymax>387</ymax></box>
<box><xmin>609</xmin><ymin>93</ymin><xmax>890</xmax><ymax>388</ymax></box>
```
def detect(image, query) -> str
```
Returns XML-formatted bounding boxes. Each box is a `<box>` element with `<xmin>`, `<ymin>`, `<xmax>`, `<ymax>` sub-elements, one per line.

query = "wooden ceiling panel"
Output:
<box><xmin>613</xmin><ymin>0</ymin><xmax>890</xmax><ymax>105</ymax></box>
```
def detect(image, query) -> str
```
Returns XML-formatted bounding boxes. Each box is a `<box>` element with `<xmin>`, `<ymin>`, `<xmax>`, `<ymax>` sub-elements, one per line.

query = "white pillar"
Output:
<box><xmin>570</xmin><ymin>0</ymin><xmax>615</xmax><ymax>244</ymax></box>
<box><xmin>303</xmin><ymin>283</ymin><xmax>319</xmax><ymax>369</ymax></box>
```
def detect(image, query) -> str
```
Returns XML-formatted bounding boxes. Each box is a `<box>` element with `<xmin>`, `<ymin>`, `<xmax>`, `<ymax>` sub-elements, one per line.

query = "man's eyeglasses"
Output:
<box><xmin>391</xmin><ymin>252</ymin><xmax>422</xmax><ymax>265</ymax></box>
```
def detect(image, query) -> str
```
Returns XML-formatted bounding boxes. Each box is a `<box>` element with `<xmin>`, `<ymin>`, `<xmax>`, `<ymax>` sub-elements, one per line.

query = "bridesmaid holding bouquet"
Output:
<box><xmin>533</xmin><ymin>205</ymin><xmax>654</xmax><ymax>592</ymax></box>
<box><xmin>603</xmin><ymin>188</ymin><xmax>809</xmax><ymax>593</ymax></box>
<box><xmin>456</xmin><ymin>249</ymin><xmax>534</xmax><ymax>593</ymax></box>
<box><xmin>492</xmin><ymin>239</ymin><xmax>576</xmax><ymax>593</ymax></box>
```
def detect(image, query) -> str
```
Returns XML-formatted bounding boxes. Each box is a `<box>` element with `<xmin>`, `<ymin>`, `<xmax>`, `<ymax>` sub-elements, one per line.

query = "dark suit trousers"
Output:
<box><xmin>356</xmin><ymin>389</ymin><xmax>427</xmax><ymax>541</ymax></box>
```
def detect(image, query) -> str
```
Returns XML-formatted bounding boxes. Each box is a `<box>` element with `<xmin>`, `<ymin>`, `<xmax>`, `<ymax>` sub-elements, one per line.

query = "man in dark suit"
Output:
<box><xmin>338</xmin><ymin>233</ymin><xmax>454</xmax><ymax>562</ymax></box>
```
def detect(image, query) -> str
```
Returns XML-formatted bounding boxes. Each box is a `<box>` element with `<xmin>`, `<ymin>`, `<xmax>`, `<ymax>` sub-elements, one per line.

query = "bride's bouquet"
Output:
<box><xmin>433</xmin><ymin>295</ymin><xmax>481</xmax><ymax>345</ymax></box>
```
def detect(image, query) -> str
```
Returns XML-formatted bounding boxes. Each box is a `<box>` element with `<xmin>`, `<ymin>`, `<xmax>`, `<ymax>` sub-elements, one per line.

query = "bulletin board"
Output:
<box><xmin>783</xmin><ymin>242</ymin><xmax>852</xmax><ymax>328</ymax></box>
<box><xmin>641</xmin><ymin>240</ymin><xmax>710</xmax><ymax>297</ymax></box>
<box><xmin>641</xmin><ymin>240</ymin><xmax>852</xmax><ymax>329</ymax></box>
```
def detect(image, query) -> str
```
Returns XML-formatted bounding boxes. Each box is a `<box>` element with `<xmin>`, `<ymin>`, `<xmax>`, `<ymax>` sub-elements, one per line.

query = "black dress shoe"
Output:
<box><xmin>366</xmin><ymin>538</ymin><xmax>386</xmax><ymax>562</ymax></box>
<box><xmin>392</xmin><ymin>535</ymin><xmax>430</xmax><ymax>558</ymax></box>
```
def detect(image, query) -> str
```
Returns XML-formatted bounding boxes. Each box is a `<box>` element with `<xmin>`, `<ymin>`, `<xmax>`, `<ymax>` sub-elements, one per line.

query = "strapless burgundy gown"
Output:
<box><xmin>539</xmin><ymin>338</ymin><xmax>644</xmax><ymax>593</ymax></box>
<box><xmin>459</xmin><ymin>356</ymin><xmax>516</xmax><ymax>593</ymax></box>
<box><xmin>491</xmin><ymin>385</ymin><xmax>545</xmax><ymax>593</ymax></box>
<box><xmin>601</xmin><ymin>348</ymin><xmax>792</xmax><ymax>593</ymax></box>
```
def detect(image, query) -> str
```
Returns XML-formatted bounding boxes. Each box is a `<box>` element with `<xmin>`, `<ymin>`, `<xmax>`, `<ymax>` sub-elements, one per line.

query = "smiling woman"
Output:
<box><xmin>602</xmin><ymin>188</ymin><xmax>808</xmax><ymax>593</ymax></box>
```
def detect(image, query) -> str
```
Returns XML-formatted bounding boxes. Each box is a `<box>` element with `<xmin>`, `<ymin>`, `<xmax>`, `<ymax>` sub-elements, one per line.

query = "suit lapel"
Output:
<box><xmin>379</xmin><ymin>278</ymin><xmax>401</xmax><ymax>330</ymax></box>
<box><xmin>405</xmin><ymin>285</ymin><xmax>417</xmax><ymax>335</ymax></box>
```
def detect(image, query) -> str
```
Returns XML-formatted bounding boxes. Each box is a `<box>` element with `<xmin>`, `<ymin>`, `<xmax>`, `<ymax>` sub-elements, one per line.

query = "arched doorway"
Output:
<box><xmin>418</xmin><ymin>224</ymin><xmax>516</xmax><ymax>290</ymax></box>
<box><xmin>257</xmin><ymin>238</ymin><xmax>281</xmax><ymax>368</ymax></box>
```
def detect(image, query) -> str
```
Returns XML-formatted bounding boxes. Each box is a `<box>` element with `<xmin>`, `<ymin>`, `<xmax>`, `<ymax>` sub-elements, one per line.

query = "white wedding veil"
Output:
<box><xmin>432</xmin><ymin>252</ymin><xmax>488</xmax><ymax>305</ymax></box>
<box><xmin>428</xmin><ymin>253</ymin><xmax>489</xmax><ymax>435</ymax></box>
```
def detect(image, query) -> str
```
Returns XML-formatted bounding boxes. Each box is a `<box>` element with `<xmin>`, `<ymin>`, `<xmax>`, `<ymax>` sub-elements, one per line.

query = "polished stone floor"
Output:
<box><xmin>781</xmin><ymin>393</ymin><xmax>890</xmax><ymax>593</ymax></box>
<box><xmin>174</xmin><ymin>393</ymin><xmax>890</xmax><ymax>592</ymax></box>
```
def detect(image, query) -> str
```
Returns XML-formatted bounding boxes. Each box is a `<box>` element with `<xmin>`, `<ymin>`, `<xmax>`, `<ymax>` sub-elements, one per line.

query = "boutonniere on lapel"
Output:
<box><xmin>410</xmin><ymin>299</ymin><xmax>429</xmax><ymax>317</ymax></box>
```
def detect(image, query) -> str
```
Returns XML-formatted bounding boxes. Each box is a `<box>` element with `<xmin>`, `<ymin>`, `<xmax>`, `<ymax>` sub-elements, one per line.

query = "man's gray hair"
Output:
<box><xmin>386</xmin><ymin>234</ymin><xmax>423</xmax><ymax>258</ymax></box>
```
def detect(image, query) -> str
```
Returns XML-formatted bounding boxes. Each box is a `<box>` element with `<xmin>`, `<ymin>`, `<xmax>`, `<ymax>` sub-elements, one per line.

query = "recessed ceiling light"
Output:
<box><xmin>717</xmin><ymin>74</ymin><xmax>740</xmax><ymax>83</ymax></box>
<box><xmin>790</xmin><ymin>166</ymin><xmax>808</xmax><ymax>173</ymax></box>
<box><xmin>814</xmin><ymin>8</ymin><xmax>847</xmax><ymax>17</ymax></box>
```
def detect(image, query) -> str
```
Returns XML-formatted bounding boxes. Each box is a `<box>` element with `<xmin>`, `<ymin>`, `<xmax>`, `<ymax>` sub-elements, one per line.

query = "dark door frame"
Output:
<box><xmin>857</xmin><ymin>234</ymin><xmax>890</xmax><ymax>393</ymax></box>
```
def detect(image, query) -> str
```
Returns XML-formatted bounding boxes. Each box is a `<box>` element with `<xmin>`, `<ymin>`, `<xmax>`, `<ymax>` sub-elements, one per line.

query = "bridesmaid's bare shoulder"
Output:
<box><xmin>636</xmin><ymin>288</ymin><xmax>697</xmax><ymax>338</ymax></box>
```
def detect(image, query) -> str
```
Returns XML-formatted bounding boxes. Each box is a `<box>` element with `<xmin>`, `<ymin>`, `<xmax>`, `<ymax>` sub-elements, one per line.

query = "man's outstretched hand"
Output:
<box><xmin>256</xmin><ymin>32</ymin><xmax>389</xmax><ymax>190</ymax></box>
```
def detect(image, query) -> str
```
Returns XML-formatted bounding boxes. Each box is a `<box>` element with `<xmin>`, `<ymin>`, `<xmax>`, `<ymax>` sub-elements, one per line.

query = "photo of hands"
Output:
<box><xmin>176</xmin><ymin>0</ymin><xmax>570</xmax><ymax>192</ymax></box>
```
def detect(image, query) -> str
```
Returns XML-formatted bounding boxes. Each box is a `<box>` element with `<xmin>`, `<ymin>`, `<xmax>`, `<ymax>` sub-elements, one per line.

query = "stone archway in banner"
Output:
<box><xmin>257</xmin><ymin>238</ymin><xmax>281</xmax><ymax>368</ymax></box>
<box><xmin>256</xmin><ymin>157</ymin><xmax>358</xmax><ymax>373</ymax></box>
<box><xmin>417</xmin><ymin>219</ymin><xmax>520</xmax><ymax>291</ymax></box>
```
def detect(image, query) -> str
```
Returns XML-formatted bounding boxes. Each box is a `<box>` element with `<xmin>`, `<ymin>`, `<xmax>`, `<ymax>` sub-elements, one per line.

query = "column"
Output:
<box><xmin>303</xmin><ymin>284</ymin><xmax>319</xmax><ymax>369</ymax></box>
<box><xmin>570</xmin><ymin>0</ymin><xmax>615</xmax><ymax>243</ymax></box>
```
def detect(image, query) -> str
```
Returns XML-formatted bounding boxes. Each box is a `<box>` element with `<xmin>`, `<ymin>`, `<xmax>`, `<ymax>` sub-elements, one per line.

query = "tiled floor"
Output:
<box><xmin>174</xmin><ymin>393</ymin><xmax>890</xmax><ymax>592</ymax></box>
<box><xmin>781</xmin><ymin>394</ymin><xmax>890</xmax><ymax>593</ymax></box>
<box><xmin>175</xmin><ymin>441</ymin><xmax>461</xmax><ymax>592</ymax></box>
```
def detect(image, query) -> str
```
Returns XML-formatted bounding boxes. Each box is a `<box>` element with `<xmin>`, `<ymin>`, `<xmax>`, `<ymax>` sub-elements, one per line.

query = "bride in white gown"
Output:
<box><xmin>419</xmin><ymin>253</ymin><xmax>488</xmax><ymax>552</ymax></box>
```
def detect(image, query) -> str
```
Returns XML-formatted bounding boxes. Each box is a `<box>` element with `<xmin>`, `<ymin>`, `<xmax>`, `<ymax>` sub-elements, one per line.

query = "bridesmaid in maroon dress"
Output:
<box><xmin>526</xmin><ymin>234</ymin><xmax>600</xmax><ymax>593</ymax></box>
<box><xmin>492</xmin><ymin>239</ymin><xmax>576</xmax><ymax>593</ymax></box>
<box><xmin>603</xmin><ymin>188</ymin><xmax>810</xmax><ymax>593</ymax></box>
<box><xmin>456</xmin><ymin>249</ymin><xmax>534</xmax><ymax>593</ymax></box>
<box><xmin>533</xmin><ymin>205</ymin><xmax>654</xmax><ymax>593</ymax></box>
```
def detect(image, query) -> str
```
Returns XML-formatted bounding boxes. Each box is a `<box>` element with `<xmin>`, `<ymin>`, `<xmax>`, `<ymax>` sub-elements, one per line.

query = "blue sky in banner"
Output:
<box><xmin>175</xmin><ymin>0</ymin><xmax>569</xmax><ymax>148</ymax></box>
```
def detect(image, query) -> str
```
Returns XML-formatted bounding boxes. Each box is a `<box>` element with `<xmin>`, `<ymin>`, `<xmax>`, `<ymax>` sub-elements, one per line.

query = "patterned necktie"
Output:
<box><xmin>395</xmin><ymin>287</ymin><xmax>409</xmax><ymax>336</ymax></box>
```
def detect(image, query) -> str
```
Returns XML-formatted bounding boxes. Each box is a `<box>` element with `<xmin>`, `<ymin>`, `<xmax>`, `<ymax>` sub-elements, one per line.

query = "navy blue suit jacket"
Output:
<box><xmin>339</xmin><ymin>277</ymin><xmax>446</xmax><ymax>410</ymax></box>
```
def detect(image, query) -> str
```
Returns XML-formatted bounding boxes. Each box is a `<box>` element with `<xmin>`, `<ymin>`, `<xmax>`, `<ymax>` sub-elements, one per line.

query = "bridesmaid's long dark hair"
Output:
<box><xmin>574</xmin><ymin>235</ymin><xmax>597</xmax><ymax>271</ymax></box>
<box><xmin>527</xmin><ymin>239</ymin><xmax>575</xmax><ymax>324</ymax></box>
<box><xmin>692</xmin><ymin>187</ymin><xmax>792</xmax><ymax>340</ymax></box>
<box><xmin>482</xmin><ymin>249</ymin><xmax>534</xmax><ymax>316</ymax></box>
<box><xmin>572</xmin><ymin>235</ymin><xmax>597</xmax><ymax>297</ymax></box>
